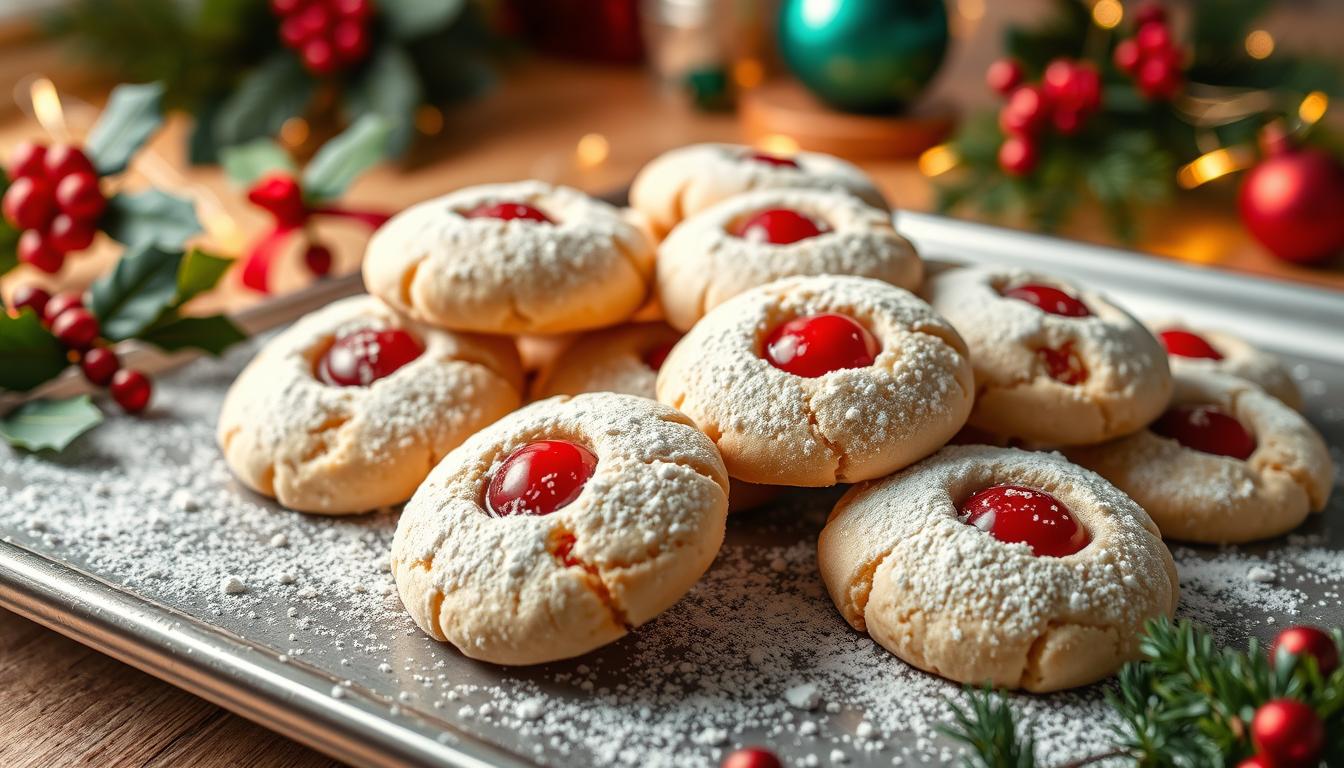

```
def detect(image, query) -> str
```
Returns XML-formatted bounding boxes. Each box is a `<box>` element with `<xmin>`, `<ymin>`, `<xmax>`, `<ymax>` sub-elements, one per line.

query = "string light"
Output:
<box><xmin>919</xmin><ymin>144</ymin><xmax>961</xmax><ymax>177</ymax></box>
<box><xmin>30</xmin><ymin>78</ymin><xmax>70</xmax><ymax>141</ymax></box>
<box><xmin>575</xmin><ymin>133</ymin><xmax>610</xmax><ymax>169</ymax></box>
<box><xmin>1176</xmin><ymin>147</ymin><xmax>1253</xmax><ymax>189</ymax></box>
<box><xmin>1092</xmin><ymin>0</ymin><xmax>1123</xmax><ymax>29</ymax></box>
<box><xmin>1245</xmin><ymin>30</ymin><xmax>1275</xmax><ymax>60</ymax></box>
<box><xmin>1299</xmin><ymin>91</ymin><xmax>1328</xmax><ymax>126</ymax></box>
<box><xmin>757</xmin><ymin>134</ymin><xmax>800</xmax><ymax>155</ymax></box>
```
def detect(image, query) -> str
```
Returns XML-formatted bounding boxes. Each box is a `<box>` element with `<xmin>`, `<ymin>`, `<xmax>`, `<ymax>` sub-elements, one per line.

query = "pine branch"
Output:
<box><xmin>939</xmin><ymin>686</ymin><xmax>1037</xmax><ymax>768</ymax></box>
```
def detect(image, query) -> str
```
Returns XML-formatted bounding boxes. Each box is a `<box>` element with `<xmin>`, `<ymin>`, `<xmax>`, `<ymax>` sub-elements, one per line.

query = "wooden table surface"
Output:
<box><xmin>3</xmin><ymin>3</ymin><xmax>1342</xmax><ymax>767</ymax></box>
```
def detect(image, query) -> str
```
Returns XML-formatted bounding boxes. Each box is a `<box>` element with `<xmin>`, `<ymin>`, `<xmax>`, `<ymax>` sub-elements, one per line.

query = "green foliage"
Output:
<box><xmin>0</xmin><ymin>396</ymin><xmax>103</xmax><ymax>452</ymax></box>
<box><xmin>84</xmin><ymin>81</ymin><xmax>166</xmax><ymax>176</ymax></box>
<box><xmin>219</xmin><ymin>139</ymin><xmax>295</xmax><ymax>188</ymax></box>
<box><xmin>211</xmin><ymin>53</ymin><xmax>316</xmax><ymax>153</ymax></box>
<box><xmin>135</xmin><ymin>313</ymin><xmax>246</xmax><ymax>356</ymax></box>
<box><xmin>0</xmin><ymin>311</ymin><xmax>69</xmax><ymax>392</ymax></box>
<box><xmin>88</xmin><ymin>241</ymin><xmax>185</xmax><ymax>341</ymax></box>
<box><xmin>301</xmin><ymin>115</ymin><xmax>392</xmax><ymax>202</ymax></box>
<box><xmin>101</xmin><ymin>189</ymin><xmax>202</xmax><ymax>250</ymax></box>
<box><xmin>344</xmin><ymin>46</ymin><xmax>423</xmax><ymax>157</ymax></box>
<box><xmin>0</xmin><ymin>170</ymin><xmax>17</xmax><ymax>277</ymax></box>
<box><xmin>939</xmin><ymin>686</ymin><xmax>1036</xmax><ymax>768</ymax></box>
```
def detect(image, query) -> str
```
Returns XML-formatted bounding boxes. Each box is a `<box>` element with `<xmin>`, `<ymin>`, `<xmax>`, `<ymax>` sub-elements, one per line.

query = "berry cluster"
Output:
<box><xmin>987</xmin><ymin>57</ymin><xmax>1102</xmax><ymax>176</ymax></box>
<box><xmin>1113</xmin><ymin>3</ymin><xmax>1183</xmax><ymax>101</ymax></box>
<box><xmin>1237</xmin><ymin>624</ymin><xmax>1337</xmax><ymax>768</ymax></box>
<box><xmin>247</xmin><ymin>173</ymin><xmax>334</xmax><ymax>277</ymax></box>
<box><xmin>10</xmin><ymin>285</ymin><xmax>152</xmax><ymax>413</ymax></box>
<box><xmin>272</xmin><ymin>0</ymin><xmax>374</xmax><ymax>75</ymax></box>
<box><xmin>2</xmin><ymin>142</ymin><xmax>105</xmax><ymax>274</ymax></box>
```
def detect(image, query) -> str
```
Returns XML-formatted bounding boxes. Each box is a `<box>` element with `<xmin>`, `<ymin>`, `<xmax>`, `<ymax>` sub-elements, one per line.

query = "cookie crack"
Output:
<box><xmin>300</xmin><ymin>414</ymin><xmax>352</xmax><ymax>462</ymax></box>
<box><xmin>802</xmin><ymin>393</ymin><xmax>844</xmax><ymax>482</ymax></box>
<box><xmin>852</xmin><ymin>544</ymin><xmax>901</xmax><ymax>630</ymax></box>
<box><xmin>549</xmin><ymin>528</ymin><xmax>633</xmax><ymax>632</ymax></box>
<box><xmin>399</xmin><ymin>256</ymin><xmax>425</xmax><ymax>308</ymax></box>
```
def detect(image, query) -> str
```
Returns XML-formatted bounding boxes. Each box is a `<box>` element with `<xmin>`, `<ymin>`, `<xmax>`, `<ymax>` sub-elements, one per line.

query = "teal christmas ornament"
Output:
<box><xmin>779</xmin><ymin>0</ymin><xmax>949</xmax><ymax>114</ymax></box>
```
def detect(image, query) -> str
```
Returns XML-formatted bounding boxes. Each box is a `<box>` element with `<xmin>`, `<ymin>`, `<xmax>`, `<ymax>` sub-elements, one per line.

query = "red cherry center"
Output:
<box><xmin>316</xmin><ymin>328</ymin><xmax>423</xmax><ymax>387</ymax></box>
<box><xmin>746</xmin><ymin>151</ymin><xmax>800</xmax><ymax>169</ymax></box>
<box><xmin>463</xmin><ymin>201</ymin><xmax>553</xmax><ymax>223</ymax></box>
<box><xmin>764</xmin><ymin>313</ymin><xmax>879</xmax><ymax>378</ymax></box>
<box><xmin>732</xmin><ymin>208</ymin><xmax>827</xmax><ymax>245</ymax></box>
<box><xmin>1159</xmin><ymin>329</ymin><xmax>1224</xmax><ymax>360</ymax></box>
<box><xmin>959</xmin><ymin>484</ymin><xmax>1090</xmax><ymax>557</ymax></box>
<box><xmin>643</xmin><ymin>341</ymin><xmax>676</xmax><ymax>371</ymax></box>
<box><xmin>486</xmin><ymin>440</ymin><xmax>598</xmax><ymax>517</ymax></box>
<box><xmin>1151</xmin><ymin>404</ymin><xmax>1256</xmax><ymax>460</ymax></box>
<box><xmin>1002</xmin><ymin>283</ymin><xmax>1092</xmax><ymax>317</ymax></box>
<box><xmin>1038</xmin><ymin>342</ymin><xmax>1088</xmax><ymax>385</ymax></box>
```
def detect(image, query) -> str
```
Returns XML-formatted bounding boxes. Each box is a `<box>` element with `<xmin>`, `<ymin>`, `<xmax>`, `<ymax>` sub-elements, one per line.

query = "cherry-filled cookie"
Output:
<box><xmin>657</xmin><ymin>275</ymin><xmax>973</xmax><ymax>487</ymax></box>
<box><xmin>927</xmin><ymin>266</ymin><xmax>1171</xmax><ymax>446</ymax></box>
<box><xmin>656</xmin><ymin>189</ymin><xmax>923</xmax><ymax>331</ymax></box>
<box><xmin>1068</xmin><ymin>371</ymin><xmax>1334</xmax><ymax>544</ymax></box>
<box><xmin>818</xmin><ymin>445</ymin><xmax>1178</xmax><ymax>692</ymax></box>
<box><xmin>1150</xmin><ymin>320</ymin><xmax>1301</xmax><ymax>409</ymax></box>
<box><xmin>217</xmin><ymin>296</ymin><xmax>524</xmax><ymax>514</ymax></box>
<box><xmin>391</xmin><ymin>393</ymin><xmax>729</xmax><ymax>665</ymax></box>
<box><xmin>629</xmin><ymin>142</ymin><xmax>888</xmax><ymax>235</ymax></box>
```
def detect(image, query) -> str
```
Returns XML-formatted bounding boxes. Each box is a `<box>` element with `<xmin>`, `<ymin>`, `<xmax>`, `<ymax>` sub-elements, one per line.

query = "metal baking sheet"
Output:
<box><xmin>2</xmin><ymin>211</ymin><xmax>1343</xmax><ymax>768</ymax></box>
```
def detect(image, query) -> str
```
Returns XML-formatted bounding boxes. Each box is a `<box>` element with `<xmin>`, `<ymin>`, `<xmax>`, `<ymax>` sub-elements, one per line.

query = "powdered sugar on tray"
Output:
<box><xmin>2</xmin><ymin>340</ymin><xmax>1343</xmax><ymax>767</ymax></box>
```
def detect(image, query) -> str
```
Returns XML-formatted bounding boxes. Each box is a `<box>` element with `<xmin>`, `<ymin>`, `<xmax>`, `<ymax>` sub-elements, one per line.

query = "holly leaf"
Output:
<box><xmin>136</xmin><ymin>313</ymin><xmax>246</xmax><ymax>356</ymax></box>
<box><xmin>219</xmin><ymin>139</ymin><xmax>295</xmax><ymax>188</ymax></box>
<box><xmin>85</xmin><ymin>81</ymin><xmax>166</xmax><ymax>176</ymax></box>
<box><xmin>346</xmin><ymin>45</ymin><xmax>421</xmax><ymax>158</ymax></box>
<box><xmin>378</xmin><ymin>0</ymin><xmax>465</xmax><ymax>40</ymax></box>
<box><xmin>101</xmin><ymin>188</ymin><xmax>202</xmax><ymax>250</ymax></box>
<box><xmin>0</xmin><ymin>170</ymin><xmax>15</xmax><ymax>276</ymax></box>
<box><xmin>212</xmin><ymin>53</ymin><xmax>315</xmax><ymax>149</ymax></box>
<box><xmin>301</xmin><ymin>113</ymin><xmax>391</xmax><ymax>203</ymax></box>
<box><xmin>0</xmin><ymin>311</ymin><xmax>70</xmax><ymax>392</ymax></box>
<box><xmin>175</xmin><ymin>248</ymin><xmax>234</xmax><ymax>305</ymax></box>
<box><xmin>88</xmin><ymin>241</ymin><xmax>184</xmax><ymax>341</ymax></box>
<box><xmin>0</xmin><ymin>396</ymin><xmax>103</xmax><ymax>452</ymax></box>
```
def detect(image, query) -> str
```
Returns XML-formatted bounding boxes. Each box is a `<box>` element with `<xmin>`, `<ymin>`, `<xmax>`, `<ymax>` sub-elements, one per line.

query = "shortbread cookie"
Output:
<box><xmin>819</xmin><ymin>445</ymin><xmax>1178</xmax><ymax>692</ymax></box>
<box><xmin>1067</xmin><ymin>371</ymin><xmax>1333</xmax><ymax>544</ymax></box>
<box><xmin>391</xmin><ymin>393</ymin><xmax>729</xmax><ymax>665</ymax></box>
<box><xmin>363</xmin><ymin>181</ymin><xmax>656</xmax><ymax>334</ymax></box>
<box><xmin>657</xmin><ymin>275</ymin><xmax>973</xmax><ymax>486</ymax></box>
<box><xmin>629</xmin><ymin>143</ymin><xmax>888</xmax><ymax>234</ymax></box>
<box><xmin>1150</xmin><ymin>320</ymin><xmax>1301</xmax><ymax>409</ymax></box>
<box><xmin>218</xmin><ymin>296</ymin><xmax>524</xmax><ymax>514</ymax></box>
<box><xmin>531</xmin><ymin>322</ymin><xmax>682</xmax><ymax>400</ymax></box>
<box><xmin>926</xmin><ymin>267</ymin><xmax>1171</xmax><ymax>446</ymax></box>
<box><xmin>657</xmin><ymin>189</ymin><xmax>923</xmax><ymax>331</ymax></box>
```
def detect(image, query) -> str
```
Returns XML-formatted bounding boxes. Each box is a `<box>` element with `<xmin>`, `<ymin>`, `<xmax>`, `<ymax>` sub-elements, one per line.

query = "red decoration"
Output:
<box><xmin>1001</xmin><ymin>283</ymin><xmax>1091</xmax><ymax>317</ymax></box>
<box><xmin>1236</xmin><ymin>757</ymin><xmax>1271</xmax><ymax>768</ymax></box>
<box><xmin>1251</xmin><ymin>699</ymin><xmax>1323</xmax><ymax>768</ymax></box>
<box><xmin>303</xmin><ymin>242</ymin><xmax>333</xmax><ymax>276</ymax></box>
<box><xmin>1114</xmin><ymin>10</ymin><xmax>1183</xmax><ymax>101</ymax></box>
<box><xmin>1271</xmin><ymin>626</ymin><xmax>1340</xmax><ymax>676</ymax></box>
<box><xmin>1159</xmin><ymin>329</ymin><xmax>1223</xmax><ymax>360</ymax></box>
<box><xmin>733</xmin><ymin>208</ymin><xmax>828</xmax><ymax>245</ymax></box>
<box><xmin>17</xmin><ymin>230</ymin><xmax>62</xmax><ymax>273</ymax></box>
<box><xmin>1038</xmin><ymin>343</ymin><xmax>1088</xmax><ymax>385</ymax></box>
<box><xmin>51</xmin><ymin>308</ymin><xmax>99</xmax><ymax>350</ymax></box>
<box><xmin>721</xmin><ymin>747</ymin><xmax>783</xmax><ymax>768</ymax></box>
<box><xmin>510</xmin><ymin>0</ymin><xmax>643</xmax><ymax>64</ymax></box>
<box><xmin>272</xmin><ymin>0</ymin><xmax>374</xmax><ymax>75</ymax></box>
<box><xmin>1151</xmin><ymin>404</ymin><xmax>1256</xmax><ymax>460</ymax></box>
<box><xmin>747</xmin><ymin>152</ymin><xmax>800</xmax><ymax>169</ymax></box>
<box><xmin>10</xmin><ymin>284</ymin><xmax>51</xmax><ymax>317</ymax></box>
<box><xmin>643</xmin><ymin>341</ymin><xmax>675</xmax><ymax>372</ymax></box>
<box><xmin>80</xmin><ymin>347</ymin><xmax>121</xmax><ymax>386</ymax></box>
<box><xmin>315</xmin><ymin>328</ymin><xmax>423</xmax><ymax>387</ymax></box>
<box><xmin>110</xmin><ymin>369</ymin><xmax>153</xmax><ymax>413</ymax></box>
<box><xmin>42</xmin><ymin>292</ymin><xmax>83</xmax><ymax>324</ymax></box>
<box><xmin>487</xmin><ymin>440</ymin><xmax>599</xmax><ymax>517</ymax></box>
<box><xmin>959</xmin><ymin>484</ymin><xmax>1090</xmax><ymax>557</ymax></box>
<box><xmin>1239</xmin><ymin>130</ymin><xmax>1344</xmax><ymax>266</ymax></box>
<box><xmin>764</xmin><ymin>313</ymin><xmax>879</xmax><ymax>378</ymax></box>
<box><xmin>998</xmin><ymin>135</ymin><xmax>1038</xmax><ymax>177</ymax></box>
<box><xmin>463</xmin><ymin>201</ymin><xmax>554</xmax><ymax>223</ymax></box>
<box><xmin>986</xmin><ymin>58</ymin><xmax>1024</xmax><ymax>95</ymax></box>
<box><xmin>999</xmin><ymin>85</ymin><xmax>1050</xmax><ymax>136</ymax></box>
<box><xmin>3</xmin><ymin>142</ymin><xmax>105</xmax><ymax>274</ymax></box>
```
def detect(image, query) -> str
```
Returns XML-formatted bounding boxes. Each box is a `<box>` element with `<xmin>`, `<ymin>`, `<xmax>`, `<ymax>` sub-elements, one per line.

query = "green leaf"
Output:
<box><xmin>85</xmin><ymin>81</ymin><xmax>166</xmax><ymax>176</ymax></box>
<box><xmin>175</xmin><ymin>248</ymin><xmax>234</xmax><ymax>305</ymax></box>
<box><xmin>88</xmin><ymin>241</ymin><xmax>184</xmax><ymax>341</ymax></box>
<box><xmin>345</xmin><ymin>45</ymin><xmax>422</xmax><ymax>157</ymax></box>
<box><xmin>378</xmin><ymin>0</ymin><xmax>465</xmax><ymax>40</ymax></box>
<box><xmin>101</xmin><ymin>189</ymin><xmax>203</xmax><ymax>249</ymax></box>
<box><xmin>136</xmin><ymin>313</ymin><xmax>246</xmax><ymax>356</ymax></box>
<box><xmin>0</xmin><ymin>396</ymin><xmax>103</xmax><ymax>452</ymax></box>
<box><xmin>0</xmin><ymin>169</ymin><xmax>16</xmax><ymax>276</ymax></box>
<box><xmin>0</xmin><ymin>311</ymin><xmax>69</xmax><ymax>392</ymax></box>
<box><xmin>219</xmin><ymin>138</ymin><xmax>295</xmax><ymax>188</ymax></box>
<box><xmin>212</xmin><ymin>53</ymin><xmax>315</xmax><ymax>149</ymax></box>
<box><xmin>301</xmin><ymin>113</ymin><xmax>392</xmax><ymax>202</ymax></box>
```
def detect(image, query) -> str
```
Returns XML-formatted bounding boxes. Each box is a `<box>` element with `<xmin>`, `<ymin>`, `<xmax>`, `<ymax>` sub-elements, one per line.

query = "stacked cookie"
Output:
<box><xmin>215</xmin><ymin>143</ymin><xmax>1334</xmax><ymax>689</ymax></box>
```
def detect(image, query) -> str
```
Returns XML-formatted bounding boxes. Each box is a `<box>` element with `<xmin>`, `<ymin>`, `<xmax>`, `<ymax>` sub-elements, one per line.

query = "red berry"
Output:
<box><xmin>302</xmin><ymin>38</ymin><xmax>338</xmax><ymax>74</ymax></box>
<box><xmin>1114</xmin><ymin>39</ymin><xmax>1142</xmax><ymax>74</ymax></box>
<box><xmin>998</xmin><ymin>135</ymin><xmax>1038</xmax><ymax>176</ymax></box>
<box><xmin>3</xmin><ymin>176</ymin><xmax>55</xmax><ymax>230</ymax></box>
<box><xmin>54</xmin><ymin>172</ymin><xmax>106</xmax><ymax>221</ymax></box>
<box><xmin>316</xmin><ymin>328</ymin><xmax>423</xmax><ymax>386</ymax></box>
<box><xmin>17</xmin><ymin>230</ymin><xmax>63</xmax><ymax>273</ymax></box>
<box><xmin>959</xmin><ymin>484</ymin><xmax>1090</xmax><ymax>557</ymax></box>
<box><xmin>986</xmin><ymin>58</ymin><xmax>1024</xmax><ymax>95</ymax></box>
<box><xmin>43</xmin><ymin>144</ymin><xmax>96</xmax><ymax>180</ymax></box>
<box><xmin>42</xmin><ymin>292</ymin><xmax>83</xmax><ymax>325</ymax></box>
<box><xmin>1051</xmin><ymin>107</ymin><xmax>1084</xmax><ymax>136</ymax></box>
<box><xmin>331</xmin><ymin>19</ymin><xmax>369</xmax><ymax>62</ymax></box>
<box><xmin>1236</xmin><ymin>756</ymin><xmax>1272</xmax><ymax>768</ymax></box>
<box><xmin>80</xmin><ymin>347</ymin><xmax>120</xmax><ymax>386</ymax></box>
<box><xmin>999</xmin><ymin>85</ymin><xmax>1051</xmax><ymax>136</ymax></box>
<box><xmin>47</xmin><ymin>213</ymin><xmax>97</xmax><ymax>253</ymax></box>
<box><xmin>1043</xmin><ymin>60</ymin><xmax>1101</xmax><ymax>113</ymax></box>
<box><xmin>279</xmin><ymin>15</ymin><xmax>310</xmax><ymax>47</ymax></box>
<box><xmin>764</xmin><ymin>313</ymin><xmax>879</xmax><ymax>378</ymax></box>
<box><xmin>7</xmin><ymin>141</ymin><xmax>47</xmax><ymax>179</ymax></box>
<box><xmin>644</xmin><ymin>341</ymin><xmax>676</xmax><ymax>371</ymax></box>
<box><xmin>721</xmin><ymin>747</ymin><xmax>783</xmax><ymax>768</ymax></box>
<box><xmin>304</xmin><ymin>242</ymin><xmax>333</xmax><ymax>276</ymax></box>
<box><xmin>110</xmin><ymin>369</ymin><xmax>152</xmax><ymax>413</ymax></box>
<box><xmin>1134</xmin><ymin>2</ymin><xmax>1167</xmax><ymax>27</ymax></box>
<box><xmin>1159</xmin><ymin>329</ymin><xmax>1223</xmax><ymax>360</ymax></box>
<box><xmin>1137</xmin><ymin>57</ymin><xmax>1181</xmax><ymax>100</ymax></box>
<box><xmin>732</xmin><ymin>208</ymin><xmax>827</xmax><ymax>245</ymax></box>
<box><xmin>1151</xmin><ymin>404</ymin><xmax>1256</xmax><ymax>460</ymax></box>
<box><xmin>486</xmin><ymin>440</ymin><xmax>598</xmax><ymax>517</ymax></box>
<box><xmin>270</xmin><ymin>0</ymin><xmax>304</xmax><ymax>16</ymax></box>
<box><xmin>51</xmin><ymin>307</ymin><xmax>99</xmax><ymax>350</ymax></box>
<box><xmin>1136</xmin><ymin>21</ymin><xmax>1173</xmax><ymax>53</ymax></box>
<box><xmin>333</xmin><ymin>0</ymin><xmax>373</xmax><ymax>20</ymax></box>
<box><xmin>462</xmin><ymin>201</ymin><xmax>554</xmax><ymax>223</ymax></box>
<box><xmin>10</xmin><ymin>284</ymin><xmax>51</xmax><ymax>317</ymax></box>
<box><xmin>247</xmin><ymin>174</ymin><xmax>307</xmax><ymax>226</ymax></box>
<box><xmin>746</xmin><ymin>151</ymin><xmax>800</xmax><ymax>169</ymax></box>
<box><xmin>1001</xmin><ymin>283</ymin><xmax>1092</xmax><ymax>317</ymax></box>
<box><xmin>1251</xmin><ymin>699</ymin><xmax>1323</xmax><ymax>768</ymax></box>
<box><xmin>1271</xmin><ymin>626</ymin><xmax>1340</xmax><ymax>676</ymax></box>
<box><xmin>295</xmin><ymin>3</ymin><xmax>331</xmax><ymax>36</ymax></box>
<box><xmin>1038</xmin><ymin>343</ymin><xmax>1088</xmax><ymax>385</ymax></box>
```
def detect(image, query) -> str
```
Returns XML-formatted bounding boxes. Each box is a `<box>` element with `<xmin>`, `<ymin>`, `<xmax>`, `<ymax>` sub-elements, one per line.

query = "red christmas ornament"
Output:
<box><xmin>1001</xmin><ymin>283</ymin><xmax>1091</xmax><ymax>317</ymax></box>
<box><xmin>764</xmin><ymin>313</ymin><xmax>879</xmax><ymax>378</ymax></box>
<box><xmin>959</xmin><ymin>484</ymin><xmax>1090</xmax><ymax>557</ymax></box>
<box><xmin>733</xmin><ymin>208</ymin><xmax>828</xmax><ymax>245</ymax></box>
<box><xmin>1271</xmin><ymin>625</ymin><xmax>1340</xmax><ymax>676</ymax></box>
<box><xmin>721</xmin><ymin>747</ymin><xmax>783</xmax><ymax>768</ymax></box>
<box><xmin>316</xmin><ymin>328</ymin><xmax>423</xmax><ymax>386</ymax></box>
<box><xmin>1239</xmin><ymin>130</ymin><xmax>1344</xmax><ymax>266</ymax></box>
<box><xmin>486</xmin><ymin>440</ymin><xmax>598</xmax><ymax>517</ymax></box>
<box><xmin>1159</xmin><ymin>329</ymin><xmax>1223</xmax><ymax>360</ymax></box>
<box><xmin>1251</xmin><ymin>699</ymin><xmax>1323</xmax><ymax>768</ymax></box>
<box><xmin>1151</xmin><ymin>404</ymin><xmax>1256</xmax><ymax>460</ymax></box>
<box><xmin>110</xmin><ymin>369</ymin><xmax>152</xmax><ymax>413</ymax></box>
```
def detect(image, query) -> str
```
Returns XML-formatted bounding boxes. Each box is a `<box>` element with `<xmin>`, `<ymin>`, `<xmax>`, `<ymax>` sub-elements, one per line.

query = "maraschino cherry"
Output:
<box><xmin>1159</xmin><ymin>329</ymin><xmax>1223</xmax><ymax>360</ymax></box>
<box><xmin>746</xmin><ymin>152</ymin><xmax>799</xmax><ymax>169</ymax></box>
<box><xmin>764</xmin><ymin>313</ymin><xmax>879</xmax><ymax>378</ymax></box>
<box><xmin>315</xmin><ymin>328</ymin><xmax>422</xmax><ymax>386</ymax></box>
<box><xmin>959</xmin><ymin>484</ymin><xmax>1090</xmax><ymax>557</ymax></box>
<box><xmin>1151</xmin><ymin>404</ymin><xmax>1255</xmax><ymax>460</ymax></box>
<box><xmin>1271</xmin><ymin>625</ymin><xmax>1340</xmax><ymax>676</ymax></box>
<box><xmin>1038</xmin><ymin>343</ymin><xmax>1087</xmax><ymax>385</ymax></box>
<box><xmin>486</xmin><ymin>440</ymin><xmax>598</xmax><ymax>517</ymax></box>
<box><xmin>644</xmin><ymin>341</ymin><xmax>676</xmax><ymax>371</ymax></box>
<box><xmin>463</xmin><ymin>201</ymin><xmax>553</xmax><ymax>223</ymax></box>
<box><xmin>1002</xmin><ymin>283</ymin><xmax>1091</xmax><ymax>317</ymax></box>
<box><xmin>733</xmin><ymin>209</ymin><xmax>827</xmax><ymax>245</ymax></box>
